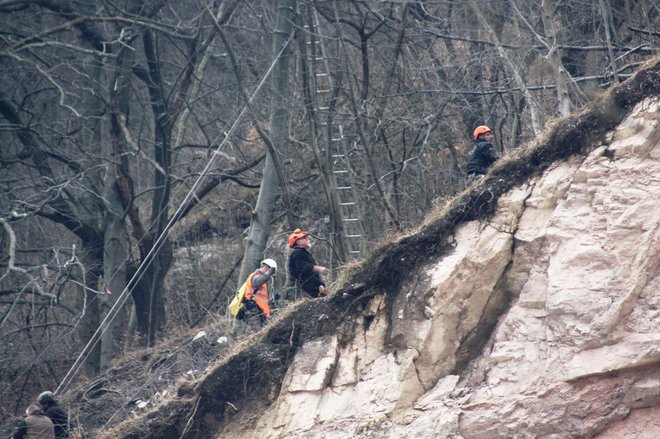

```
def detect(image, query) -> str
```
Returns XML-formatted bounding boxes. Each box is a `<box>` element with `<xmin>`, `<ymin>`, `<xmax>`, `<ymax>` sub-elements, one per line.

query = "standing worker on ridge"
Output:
<box><xmin>232</xmin><ymin>258</ymin><xmax>277</xmax><ymax>334</ymax></box>
<box><xmin>287</xmin><ymin>229</ymin><xmax>330</xmax><ymax>299</ymax></box>
<box><xmin>467</xmin><ymin>125</ymin><xmax>499</xmax><ymax>178</ymax></box>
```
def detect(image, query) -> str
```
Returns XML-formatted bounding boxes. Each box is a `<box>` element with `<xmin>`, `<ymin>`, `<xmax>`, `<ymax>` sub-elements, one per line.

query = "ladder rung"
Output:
<box><xmin>318</xmin><ymin>106</ymin><xmax>329</xmax><ymax>110</ymax></box>
<box><xmin>343</xmin><ymin>218</ymin><xmax>360</xmax><ymax>222</ymax></box>
<box><xmin>345</xmin><ymin>234</ymin><xmax>362</xmax><ymax>238</ymax></box>
<box><xmin>331</xmin><ymin>138</ymin><xmax>342</xmax><ymax>141</ymax></box>
<box><xmin>339</xmin><ymin>202</ymin><xmax>356</xmax><ymax>206</ymax></box>
<box><xmin>336</xmin><ymin>186</ymin><xmax>351</xmax><ymax>190</ymax></box>
<box><xmin>316</xmin><ymin>73</ymin><xmax>328</xmax><ymax>77</ymax></box>
<box><xmin>332</xmin><ymin>154</ymin><xmax>344</xmax><ymax>158</ymax></box>
<box><xmin>333</xmin><ymin>170</ymin><xmax>349</xmax><ymax>174</ymax></box>
<box><xmin>318</xmin><ymin>89</ymin><xmax>331</xmax><ymax>93</ymax></box>
<box><xmin>349</xmin><ymin>251</ymin><xmax>361</xmax><ymax>254</ymax></box>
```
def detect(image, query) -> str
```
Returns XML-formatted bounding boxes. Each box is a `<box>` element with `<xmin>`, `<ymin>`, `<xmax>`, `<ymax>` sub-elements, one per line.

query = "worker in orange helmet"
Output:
<box><xmin>286</xmin><ymin>229</ymin><xmax>330</xmax><ymax>299</ymax></box>
<box><xmin>467</xmin><ymin>125</ymin><xmax>500</xmax><ymax>178</ymax></box>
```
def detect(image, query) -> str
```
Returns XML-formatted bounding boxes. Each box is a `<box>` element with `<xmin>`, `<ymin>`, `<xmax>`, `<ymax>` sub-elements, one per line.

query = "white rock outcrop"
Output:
<box><xmin>252</xmin><ymin>97</ymin><xmax>660</xmax><ymax>438</ymax></box>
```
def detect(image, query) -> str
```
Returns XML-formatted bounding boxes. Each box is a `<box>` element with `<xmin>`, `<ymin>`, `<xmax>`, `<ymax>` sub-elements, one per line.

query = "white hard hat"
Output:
<box><xmin>261</xmin><ymin>258</ymin><xmax>277</xmax><ymax>270</ymax></box>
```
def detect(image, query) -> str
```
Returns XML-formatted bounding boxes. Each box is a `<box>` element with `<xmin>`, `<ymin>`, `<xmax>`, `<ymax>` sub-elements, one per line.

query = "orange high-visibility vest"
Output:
<box><xmin>244</xmin><ymin>271</ymin><xmax>271</xmax><ymax>318</ymax></box>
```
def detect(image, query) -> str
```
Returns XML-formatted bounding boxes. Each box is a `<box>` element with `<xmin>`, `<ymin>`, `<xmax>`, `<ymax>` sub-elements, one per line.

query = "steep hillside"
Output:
<box><xmin>100</xmin><ymin>58</ymin><xmax>660</xmax><ymax>438</ymax></box>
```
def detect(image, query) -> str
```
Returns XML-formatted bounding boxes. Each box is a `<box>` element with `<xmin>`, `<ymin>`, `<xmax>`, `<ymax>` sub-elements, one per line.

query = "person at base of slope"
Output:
<box><xmin>36</xmin><ymin>391</ymin><xmax>68</xmax><ymax>439</ymax></box>
<box><xmin>11</xmin><ymin>404</ymin><xmax>55</xmax><ymax>439</ymax></box>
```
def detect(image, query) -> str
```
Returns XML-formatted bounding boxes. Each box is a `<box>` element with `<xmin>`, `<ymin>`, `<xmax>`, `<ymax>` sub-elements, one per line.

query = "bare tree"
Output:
<box><xmin>1</xmin><ymin>0</ymin><xmax>658</xmax><ymax>419</ymax></box>
<box><xmin>0</xmin><ymin>0</ymin><xmax>265</xmax><ymax>393</ymax></box>
<box><xmin>238</xmin><ymin>0</ymin><xmax>296</xmax><ymax>284</ymax></box>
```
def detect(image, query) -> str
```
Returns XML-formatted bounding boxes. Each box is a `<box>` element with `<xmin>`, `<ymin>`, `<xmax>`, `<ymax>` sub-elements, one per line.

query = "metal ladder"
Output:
<box><xmin>330</xmin><ymin>126</ymin><xmax>365</xmax><ymax>258</ymax></box>
<box><xmin>304</xmin><ymin>8</ymin><xmax>365</xmax><ymax>259</ymax></box>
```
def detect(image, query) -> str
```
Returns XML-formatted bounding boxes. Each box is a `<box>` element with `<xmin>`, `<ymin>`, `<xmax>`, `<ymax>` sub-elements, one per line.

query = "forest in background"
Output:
<box><xmin>1</xmin><ymin>0</ymin><xmax>659</xmax><ymax>418</ymax></box>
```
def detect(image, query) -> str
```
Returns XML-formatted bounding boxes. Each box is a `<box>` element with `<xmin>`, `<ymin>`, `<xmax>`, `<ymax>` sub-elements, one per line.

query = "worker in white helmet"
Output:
<box><xmin>231</xmin><ymin>258</ymin><xmax>277</xmax><ymax>335</ymax></box>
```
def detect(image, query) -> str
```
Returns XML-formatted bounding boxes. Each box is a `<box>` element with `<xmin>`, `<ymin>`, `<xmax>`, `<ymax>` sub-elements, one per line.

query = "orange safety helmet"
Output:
<box><xmin>288</xmin><ymin>228</ymin><xmax>309</xmax><ymax>248</ymax></box>
<box><xmin>473</xmin><ymin>125</ymin><xmax>493</xmax><ymax>141</ymax></box>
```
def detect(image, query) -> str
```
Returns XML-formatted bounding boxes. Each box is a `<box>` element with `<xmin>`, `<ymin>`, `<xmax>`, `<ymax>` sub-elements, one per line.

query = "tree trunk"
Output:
<box><xmin>598</xmin><ymin>0</ymin><xmax>619</xmax><ymax>83</ymax></box>
<box><xmin>469</xmin><ymin>0</ymin><xmax>543</xmax><ymax>135</ymax></box>
<box><xmin>109</xmin><ymin>25</ymin><xmax>141</xmax><ymax>349</ymax></box>
<box><xmin>540</xmin><ymin>0</ymin><xmax>572</xmax><ymax>116</ymax></box>
<box><xmin>76</xmin><ymin>266</ymin><xmax>101</xmax><ymax>377</ymax></box>
<box><xmin>239</xmin><ymin>0</ymin><xmax>295</xmax><ymax>283</ymax></box>
<box><xmin>100</xmin><ymin>181</ymin><xmax>128</xmax><ymax>369</ymax></box>
<box><xmin>86</xmin><ymin>52</ymin><xmax>128</xmax><ymax>370</ymax></box>
<box><xmin>143</xmin><ymin>28</ymin><xmax>173</xmax><ymax>347</ymax></box>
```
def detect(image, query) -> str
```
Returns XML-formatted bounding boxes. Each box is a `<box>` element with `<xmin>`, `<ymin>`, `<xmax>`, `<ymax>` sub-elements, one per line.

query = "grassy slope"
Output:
<box><xmin>105</xmin><ymin>56</ymin><xmax>660</xmax><ymax>439</ymax></box>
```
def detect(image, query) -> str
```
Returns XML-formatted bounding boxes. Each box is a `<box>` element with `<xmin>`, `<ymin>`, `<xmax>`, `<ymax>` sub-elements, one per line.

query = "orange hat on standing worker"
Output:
<box><xmin>288</xmin><ymin>229</ymin><xmax>310</xmax><ymax>248</ymax></box>
<box><xmin>473</xmin><ymin>125</ymin><xmax>493</xmax><ymax>141</ymax></box>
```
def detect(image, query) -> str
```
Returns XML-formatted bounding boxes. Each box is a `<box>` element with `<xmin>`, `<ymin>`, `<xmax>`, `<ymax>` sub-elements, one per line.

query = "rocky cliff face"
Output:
<box><xmin>242</xmin><ymin>101</ymin><xmax>660</xmax><ymax>438</ymax></box>
<box><xmin>107</xmin><ymin>60</ymin><xmax>660</xmax><ymax>439</ymax></box>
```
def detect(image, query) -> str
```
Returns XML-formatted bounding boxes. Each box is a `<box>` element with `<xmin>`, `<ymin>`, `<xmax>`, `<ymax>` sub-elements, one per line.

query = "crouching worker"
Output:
<box><xmin>231</xmin><ymin>258</ymin><xmax>277</xmax><ymax>335</ymax></box>
<box><xmin>11</xmin><ymin>404</ymin><xmax>55</xmax><ymax>439</ymax></box>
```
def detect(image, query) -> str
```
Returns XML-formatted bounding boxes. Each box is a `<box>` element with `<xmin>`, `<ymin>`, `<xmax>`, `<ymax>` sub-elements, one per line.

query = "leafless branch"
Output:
<box><xmin>116</xmin><ymin>114</ymin><xmax>167</xmax><ymax>176</ymax></box>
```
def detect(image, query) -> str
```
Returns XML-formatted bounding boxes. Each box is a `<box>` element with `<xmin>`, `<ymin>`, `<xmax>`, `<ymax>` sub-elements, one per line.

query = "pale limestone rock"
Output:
<box><xmin>253</xmin><ymin>97</ymin><xmax>660</xmax><ymax>439</ymax></box>
<box><xmin>414</xmin><ymin>375</ymin><xmax>460</xmax><ymax>409</ymax></box>
<box><xmin>595</xmin><ymin>406</ymin><xmax>660</xmax><ymax>439</ymax></box>
<box><xmin>282</xmin><ymin>335</ymin><xmax>338</xmax><ymax>393</ymax></box>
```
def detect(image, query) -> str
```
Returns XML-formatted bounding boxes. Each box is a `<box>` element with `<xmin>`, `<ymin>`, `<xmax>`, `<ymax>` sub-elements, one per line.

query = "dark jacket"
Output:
<box><xmin>11</xmin><ymin>410</ymin><xmax>55</xmax><ymax>439</ymax></box>
<box><xmin>467</xmin><ymin>139</ymin><xmax>499</xmax><ymax>176</ymax></box>
<box><xmin>287</xmin><ymin>247</ymin><xmax>324</xmax><ymax>297</ymax></box>
<box><xmin>43</xmin><ymin>404</ymin><xmax>68</xmax><ymax>439</ymax></box>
